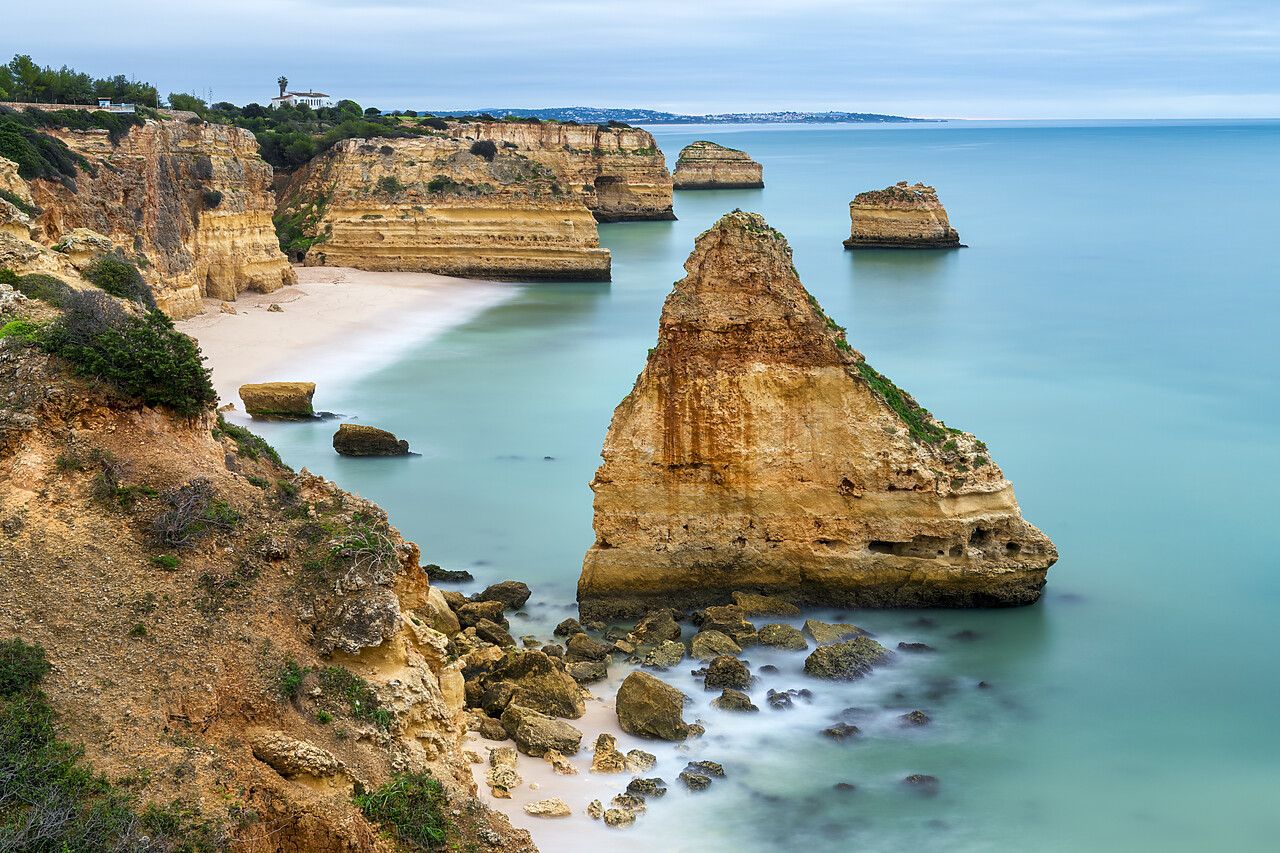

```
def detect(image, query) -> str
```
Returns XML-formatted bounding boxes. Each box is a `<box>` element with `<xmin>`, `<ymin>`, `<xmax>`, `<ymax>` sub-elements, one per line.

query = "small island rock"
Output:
<box><xmin>673</xmin><ymin>141</ymin><xmax>764</xmax><ymax>189</ymax></box>
<box><xmin>239</xmin><ymin>381</ymin><xmax>316</xmax><ymax>419</ymax></box>
<box><xmin>332</xmin><ymin>423</ymin><xmax>410</xmax><ymax>456</ymax></box>
<box><xmin>843</xmin><ymin>181</ymin><xmax>964</xmax><ymax>249</ymax></box>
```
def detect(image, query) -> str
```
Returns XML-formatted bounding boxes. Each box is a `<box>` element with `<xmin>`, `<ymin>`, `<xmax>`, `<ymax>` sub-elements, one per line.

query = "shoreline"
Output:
<box><xmin>176</xmin><ymin>266</ymin><xmax>516</xmax><ymax>413</ymax></box>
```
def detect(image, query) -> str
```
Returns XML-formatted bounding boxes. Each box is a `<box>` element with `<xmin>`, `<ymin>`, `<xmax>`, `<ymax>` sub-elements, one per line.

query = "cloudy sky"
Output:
<box><xmin>7</xmin><ymin>0</ymin><xmax>1278</xmax><ymax>118</ymax></box>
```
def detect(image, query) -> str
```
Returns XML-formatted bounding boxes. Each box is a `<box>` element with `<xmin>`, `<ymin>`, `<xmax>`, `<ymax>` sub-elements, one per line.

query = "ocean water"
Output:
<box><xmin>240</xmin><ymin>120</ymin><xmax>1280</xmax><ymax>852</ymax></box>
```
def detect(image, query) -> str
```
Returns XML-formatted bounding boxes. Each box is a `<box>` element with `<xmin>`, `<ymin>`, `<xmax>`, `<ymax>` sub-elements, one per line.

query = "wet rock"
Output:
<box><xmin>684</xmin><ymin>761</ymin><xmax>724</xmax><ymax>777</ymax></box>
<box><xmin>704</xmin><ymin>655</ymin><xmax>751</xmax><ymax>691</ymax></box>
<box><xmin>481</xmin><ymin>648</ymin><xmax>585</xmax><ymax>718</ymax></box>
<box><xmin>239</xmin><ymin>383</ymin><xmax>317</xmax><ymax>420</ymax></box>
<box><xmin>611</xmin><ymin>638</ymin><xmax>638</xmax><ymax>655</ymax></box>
<box><xmin>490</xmin><ymin>746</ymin><xmax>518</xmax><ymax>768</ymax></box>
<box><xmin>424</xmin><ymin>564</ymin><xmax>473</xmax><ymax>583</ymax></box>
<box><xmin>821</xmin><ymin>723</ymin><xmax>861</xmax><ymax>742</ymax></box>
<box><xmin>554</xmin><ymin>618</ymin><xmax>584</xmax><ymax>637</ymax></box>
<box><xmin>586</xmin><ymin>799</ymin><xmax>604</xmax><ymax>819</ymax></box>
<box><xmin>540</xmin><ymin>644</ymin><xmax>565</xmax><ymax>660</ymax></box>
<box><xmin>457</xmin><ymin>599</ymin><xmax>507</xmax><ymax>629</ymax></box>
<box><xmin>802</xmin><ymin>620</ymin><xmax>868</xmax><ymax>645</ymax></box>
<box><xmin>630</xmin><ymin>609</ymin><xmax>682</xmax><ymax>644</ymax></box>
<box><xmin>757</xmin><ymin>623</ymin><xmax>808</xmax><ymax>650</ymax></box>
<box><xmin>615</xmin><ymin>672</ymin><xmax>690</xmax><ymax>741</ymax></box>
<box><xmin>521</xmin><ymin>636</ymin><xmax>540</xmax><ymax>647</ymax></box>
<box><xmin>474</xmin><ymin>618</ymin><xmax>516</xmax><ymax>648</ymax></box>
<box><xmin>950</xmin><ymin>629</ymin><xmax>982</xmax><ymax>642</ymax></box>
<box><xmin>803</xmin><ymin>636</ymin><xmax>893</xmax><ymax>681</ymax></box>
<box><xmin>693</xmin><ymin>605</ymin><xmax>757</xmax><ymax>645</ymax></box>
<box><xmin>500</xmin><ymin>704</ymin><xmax>583</xmax><ymax>757</ymax></box>
<box><xmin>251</xmin><ymin>731</ymin><xmax>342</xmax><ymax>779</ymax></box>
<box><xmin>731</xmin><ymin>591</ymin><xmax>801</xmax><ymax>616</ymax></box>
<box><xmin>332</xmin><ymin>423</ymin><xmax>409</xmax><ymax>456</ymax></box>
<box><xmin>766</xmin><ymin>688</ymin><xmax>810</xmax><ymax>709</ymax></box>
<box><xmin>565</xmin><ymin>632</ymin><xmax>611</xmax><ymax>663</ymax></box>
<box><xmin>611</xmin><ymin>794</ymin><xmax>647</xmax><ymax>813</ymax></box>
<box><xmin>903</xmin><ymin>774</ymin><xmax>940</xmax><ymax>796</ymax></box>
<box><xmin>603</xmin><ymin>808</ymin><xmax>637</xmax><ymax>827</ymax></box>
<box><xmin>479</xmin><ymin>682</ymin><xmax>517</xmax><ymax>717</ymax></box>
<box><xmin>523</xmin><ymin>798</ymin><xmax>571</xmax><ymax>817</ymax></box>
<box><xmin>473</xmin><ymin>580</ymin><xmax>532</xmax><ymax>610</ymax></box>
<box><xmin>542</xmin><ymin>749</ymin><xmax>578</xmax><ymax>775</ymax></box>
<box><xmin>679</xmin><ymin>772</ymin><xmax>712</xmax><ymax>791</ymax></box>
<box><xmin>267</xmin><ymin>302</ymin><xmax>283</xmax><ymax>312</ymax></box>
<box><xmin>897</xmin><ymin>642</ymin><xmax>936</xmax><ymax>653</ymax></box>
<box><xmin>643</xmin><ymin>640</ymin><xmax>686</xmax><ymax>668</ymax></box>
<box><xmin>687</xmin><ymin>723</ymin><xmax>706</xmax><ymax>738</ymax></box>
<box><xmin>833</xmin><ymin>782</ymin><xmax>857</xmax><ymax>792</ymax></box>
<box><xmin>690</xmin><ymin>629</ymin><xmax>742</xmax><ymax>660</ymax></box>
<box><xmin>625</xmin><ymin>749</ymin><xmax>657</xmax><ymax>772</ymax></box>
<box><xmin>590</xmin><ymin>733</ymin><xmax>627</xmax><ymax>774</ymax></box>
<box><xmin>711</xmin><ymin>688</ymin><xmax>759</xmax><ymax>712</ymax></box>
<box><xmin>899</xmin><ymin>710</ymin><xmax>932</xmax><ymax>727</ymax></box>
<box><xmin>441</xmin><ymin>589</ymin><xmax>469</xmax><ymax>611</ymax></box>
<box><xmin>566</xmin><ymin>660</ymin><xmax>608</xmax><ymax>685</ymax></box>
<box><xmin>627</xmin><ymin>777</ymin><xmax>667</xmax><ymax>798</ymax></box>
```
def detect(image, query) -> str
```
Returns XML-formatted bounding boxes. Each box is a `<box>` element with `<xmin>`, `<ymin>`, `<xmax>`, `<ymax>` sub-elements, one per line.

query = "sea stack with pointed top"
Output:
<box><xmin>673</xmin><ymin>141</ymin><xmax>764</xmax><ymax>190</ymax></box>
<box><xmin>843</xmin><ymin>181</ymin><xmax>964</xmax><ymax>249</ymax></box>
<box><xmin>578</xmin><ymin>211</ymin><xmax>1053</xmax><ymax>621</ymax></box>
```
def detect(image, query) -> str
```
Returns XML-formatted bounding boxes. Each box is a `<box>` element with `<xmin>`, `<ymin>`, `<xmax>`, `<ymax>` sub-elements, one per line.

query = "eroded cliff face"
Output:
<box><xmin>447</xmin><ymin>121</ymin><xmax>675</xmax><ymax>222</ymax></box>
<box><xmin>282</xmin><ymin>136</ymin><xmax>610</xmax><ymax>280</ymax></box>
<box><xmin>843</xmin><ymin>181</ymin><xmax>963</xmax><ymax>249</ymax></box>
<box><xmin>578</xmin><ymin>211</ymin><xmax>1054</xmax><ymax>621</ymax></box>
<box><xmin>0</xmin><ymin>308</ymin><xmax>533</xmax><ymax>851</ymax></box>
<box><xmin>27</xmin><ymin>120</ymin><xmax>296</xmax><ymax>317</ymax></box>
<box><xmin>672</xmin><ymin>141</ymin><xmax>764</xmax><ymax>189</ymax></box>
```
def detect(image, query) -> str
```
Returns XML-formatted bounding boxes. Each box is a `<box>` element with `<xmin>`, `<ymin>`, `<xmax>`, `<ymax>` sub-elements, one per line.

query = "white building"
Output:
<box><xmin>270</xmin><ymin>91</ymin><xmax>332</xmax><ymax>109</ymax></box>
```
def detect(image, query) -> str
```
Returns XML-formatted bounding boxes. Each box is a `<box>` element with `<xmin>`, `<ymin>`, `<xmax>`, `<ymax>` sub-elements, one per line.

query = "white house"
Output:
<box><xmin>270</xmin><ymin>91</ymin><xmax>332</xmax><ymax>109</ymax></box>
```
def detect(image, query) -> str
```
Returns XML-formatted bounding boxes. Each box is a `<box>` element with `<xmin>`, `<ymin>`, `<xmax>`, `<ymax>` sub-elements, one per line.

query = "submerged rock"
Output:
<box><xmin>578</xmin><ymin>211</ymin><xmax>1054</xmax><ymax>621</ymax></box>
<box><xmin>843</xmin><ymin>182</ymin><xmax>965</xmax><ymax>249</ymax></box>
<box><xmin>690</xmin><ymin>630</ymin><xmax>742</xmax><ymax>660</ymax></box>
<box><xmin>643</xmin><ymin>640</ymin><xmax>686</xmax><ymax>669</ymax></box>
<box><xmin>758</xmin><ymin>623</ymin><xmax>808</xmax><ymax>650</ymax></box>
<box><xmin>332</xmin><ymin>423</ymin><xmax>410</xmax><ymax>456</ymax></box>
<box><xmin>711</xmin><ymin>688</ymin><xmax>759</xmax><ymax>712</ymax></box>
<box><xmin>239</xmin><ymin>382</ymin><xmax>316</xmax><ymax>419</ymax></box>
<box><xmin>704</xmin><ymin>655</ymin><xmax>752</xmax><ymax>691</ymax></box>
<box><xmin>673</xmin><ymin>140</ymin><xmax>764</xmax><ymax>190</ymax></box>
<box><xmin>804</xmin><ymin>636</ymin><xmax>893</xmax><ymax>681</ymax></box>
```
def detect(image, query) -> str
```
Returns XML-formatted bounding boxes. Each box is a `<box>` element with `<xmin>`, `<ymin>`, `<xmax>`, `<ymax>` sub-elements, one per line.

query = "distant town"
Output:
<box><xmin>421</xmin><ymin>106</ymin><xmax>936</xmax><ymax>124</ymax></box>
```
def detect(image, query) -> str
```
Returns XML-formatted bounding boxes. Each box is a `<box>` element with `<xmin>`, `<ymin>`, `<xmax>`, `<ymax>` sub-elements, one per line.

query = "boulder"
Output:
<box><xmin>803</xmin><ymin>636</ymin><xmax>893</xmax><ymax>681</ymax></box>
<box><xmin>822</xmin><ymin>722</ymin><xmax>861</xmax><ymax>741</ymax></box>
<box><xmin>903</xmin><ymin>774</ymin><xmax>941</xmax><ymax>796</ymax></box>
<box><xmin>679</xmin><ymin>772</ymin><xmax>711</xmax><ymax>791</ymax></box>
<box><xmin>757</xmin><ymin>623</ymin><xmax>808</xmax><ymax>650</ymax></box>
<box><xmin>565</xmin><ymin>632</ymin><xmax>611</xmax><ymax>663</ymax></box>
<box><xmin>711</xmin><ymin>688</ymin><xmax>759</xmax><ymax>712</ymax></box>
<box><xmin>643</xmin><ymin>640</ymin><xmax>686</xmax><ymax>669</ymax></box>
<box><xmin>486</xmin><ymin>764</ymin><xmax>521</xmax><ymax>797</ymax></box>
<box><xmin>898</xmin><ymin>642</ymin><xmax>936</xmax><ymax>653</ymax></box>
<box><xmin>523</xmin><ymin>798</ymin><xmax>571</xmax><ymax>817</ymax></box>
<box><xmin>52</xmin><ymin>228</ymin><xmax>114</xmax><ymax>268</ymax></box>
<box><xmin>475</xmin><ymin>581</ymin><xmax>532</xmax><ymax>610</ymax></box>
<box><xmin>684</xmin><ymin>761</ymin><xmax>724</xmax><ymax>777</ymax></box>
<box><xmin>704</xmin><ymin>655</ymin><xmax>751</xmax><ymax>691</ymax></box>
<box><xmin>603</xmin><ymin>808</ymin><xmax>637</xmax><ymax>827</ymax></box>
<box><xmin>332</xmin><ymin>423</ymin><xmax>410</xmax><ymax>456</ymax></box>
<box><xmin>690</xmin><ymin>630</ymin><xmax>742</xmax><ymax>660</ymax></box>
<box><xmin>625</xmin><ymin>749</ymin><xmax>657</xmax><ymax>772</ymax></box>
<box><xmin>553</xmin><ymin>617</ymin><xmax>584</xmax><ymax>637</ymax></box>
<box><xmin>500</xmin><ymin>705</ymin><xmax>583</xmax><ymax>757</ymax></box>
<box><xmin>238</xmin><ymin>382</ymin><xmax>316</xmax><ymax>419</ymax></box>
<box><xmin>802</xmin><ymin>620</ymin><xmax>868</xmax><ymax>646</ymax></box>
<box><xmin>629</xmin><ymin>609</ymin><xmax>682</xmax><ymax>644</ymax></box>
<box><xmin>615</xmin><ymin>672</ymin><xmax>690</xmax><ymax>741</ymax></box>
<box><xmin>899</xmin><ymin>710</ymin><xmax>932</xmax><ymax>727</ymax></box>
<box><xmin>586</xmin><ymin>799</ymin><xmax>604</xmax><ymax>819</ymax></box>
<box><xmin>457</xmin><ymin>600</ymin><xmax>507</xmax><ymax>628</ymax></box>
<box><xmin>626</xmin><ymin>778</ymin><xmax>667</xmax><ymax>798</ymax></box>
<box><xmin>693</xmin><ymin>605</ymin><xmax>757</xmax><ymax>644</ymax></box>
<box><xmin>481</xmin><ymin>648</ymin><xmax>585</xmax><ymax>719</ymax></box>
<box><xmin>610</xmin><ymin>794</ymin><xmax>646</xmax><ymax>813</ymax></box>
<box><xmin>589</xmin><ymin>733</ymin><xmax>627</xmax><ymax>773</ymax></box>
<box><xmin>731</xmin><ymin>591</ymin><xmax>800</xmax><ymax>616</ymax></box>
<box><xmin>565</xmin><ymin>660</ymin><xmax>608</xmax><ymax>685</ymax></box>
<box><xmin>543</xmin><ymin>749</ymin><xmax>578</xmax><ymax>775</ymax></box>
<box><xmin>474</xmin><ymin>618</ymin><xmax>516</xmax><ymax>648</ymax></box>
<box><xmin>250</xmin><ymin>731</ymin><xmax>342</xmax><ymax>779</ymax></box>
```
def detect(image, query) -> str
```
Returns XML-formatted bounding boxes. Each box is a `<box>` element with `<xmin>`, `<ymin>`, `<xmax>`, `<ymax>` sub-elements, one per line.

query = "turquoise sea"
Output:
<box><xmin>243</xmin><ymin>119</ymin><xmax>1280</xmax><ymax>852</ymax></box>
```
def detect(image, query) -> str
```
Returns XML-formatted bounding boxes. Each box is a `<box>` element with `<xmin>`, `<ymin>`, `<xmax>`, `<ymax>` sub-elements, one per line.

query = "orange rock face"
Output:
<box><xmin>843</xmin><ymin>181</ymin><xmax>964</xmax><ymax>249</ymax></box>
<box><xmin>578</xmin><ymin>211</ymin><xmax>1054</xmax><ymax>621</ymax></box>
<box><xmin>673</xmin><ymin>141</ymin><xmax>764</xmax><ymax>189</ymax></box>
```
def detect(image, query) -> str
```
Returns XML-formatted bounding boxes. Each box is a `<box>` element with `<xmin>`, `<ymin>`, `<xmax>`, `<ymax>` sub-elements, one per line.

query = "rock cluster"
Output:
<box><xmin>578</xmin><ymin>210</ymin><xmax>1055</xmax><ymax>621</ymax></box>
<box><xmin>672</xmin><ymin>141</ymin><xmax>764</xmax><ymax>189</ymax></box>
<box><xmin>843</xmin><ymin>181</ymin><xmax>964</xmax><ymax>249</ymax></box>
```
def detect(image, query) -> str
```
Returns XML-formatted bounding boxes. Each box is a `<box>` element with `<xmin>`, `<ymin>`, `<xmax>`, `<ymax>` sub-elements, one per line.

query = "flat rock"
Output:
<box><xmin>500</xmin><ymin>704</ymin><xmax>583</xmax><ymax>757</ymax></box>
<box><xmin>804</xmin><ymin>636</ymin><xmax>893</xmax><ymax>681</ymax></box>
<box><xmin>690</xmin><ymin>629</ymin><xmax>742</xmax><ymax>660</ymax></box>
<box><xmin>523</xmin><ymin>798</ymin><xmax>571</xmax><ymax>817</ymax></box>
<box><xmin>802</xmin><ymin>620</ymin><xmax>868</xmax><ymax>646</ymax></box>
<box><xmin>758</xmin><ymin>623</ymin><xmax>808</xmax><ymax>650</ymax></box>
<box><xmin>239</xmin><ymin>382</ymin><xmax>316</xmax><ymax>419</ymax></box>
<box><xmin>332</xmin><ymin>423</ymin><xmax>409</xmax><ymax>456</ymax></box>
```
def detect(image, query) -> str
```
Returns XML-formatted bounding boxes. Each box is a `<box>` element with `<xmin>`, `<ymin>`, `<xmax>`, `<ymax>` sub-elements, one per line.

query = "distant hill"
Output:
<box><xmin>421</xmin><ymin>106</ymin><xmax>936</xmax><ymax>124</ymax></box>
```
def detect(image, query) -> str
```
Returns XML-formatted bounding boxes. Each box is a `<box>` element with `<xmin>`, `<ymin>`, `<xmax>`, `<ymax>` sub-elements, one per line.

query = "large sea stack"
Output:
<box><xmin>578</xmin><ymin>211</ymin><xmax>1054</xmax><ymax>621</ymax></box>
<box><xmin>843</xmin><ymin>181</ymin><xmax>964</xmax><ymax>249</ymax></box>
<box><xmin>672</xmin><ymin>141</ymin><xmax>764</xmax><ymax>190</ymax></box>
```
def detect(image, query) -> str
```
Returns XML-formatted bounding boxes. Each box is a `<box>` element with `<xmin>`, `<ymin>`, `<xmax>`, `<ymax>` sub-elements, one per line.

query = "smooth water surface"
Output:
<box><xmin>246</xmin><ymin>120</ymin><xmax>1280</xmax><ymax>852</ymax></box>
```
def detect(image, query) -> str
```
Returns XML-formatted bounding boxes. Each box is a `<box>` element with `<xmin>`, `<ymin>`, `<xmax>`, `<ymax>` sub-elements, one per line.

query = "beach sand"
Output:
<box><xmin>176</xmin><ymin>266</ymin><xmax>515</xmax><ymax>410</ymax></box>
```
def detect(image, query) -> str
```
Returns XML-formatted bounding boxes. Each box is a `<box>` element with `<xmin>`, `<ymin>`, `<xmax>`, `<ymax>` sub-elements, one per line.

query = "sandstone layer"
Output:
<box><xmin>672</xmin><ymin>141</ymin><xmax>764</xmax><ymax>189</ymax></box>
<box><xmin>282</xmin><ymin>136</ymin><xmax>610</xmax><ymax>281</ymax></box>
<box><xmin>27</xmin><ymin>120</ymin><xmax>295</xmax><ymax>317</ymax></box>
<box><xmin>578</xmin><ymin>211</ymin><xmax>1054</xmax><ymax>621</ymax></box>
<box><xmin>843</xmin><ymin>181</ymin><xmax>964</xmax><ymax>249</ymax></box>
<box><xmin>446</xmin><ymin>121</ymin><xmax>675</xmax><ymax>222</ymax></box>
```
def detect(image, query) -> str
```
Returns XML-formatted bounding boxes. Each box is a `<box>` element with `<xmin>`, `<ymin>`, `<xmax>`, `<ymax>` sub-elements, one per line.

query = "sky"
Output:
<box><xmin>5</xmin><ymin>0</ymin><xmax>1279</xmax><ymax>118</ymax></box>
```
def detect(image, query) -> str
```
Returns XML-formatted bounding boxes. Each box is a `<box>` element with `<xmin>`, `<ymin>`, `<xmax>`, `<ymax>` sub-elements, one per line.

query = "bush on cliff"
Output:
<box><xmin>355</xmin><ymin>771</ymin><xmax>448</xmax><ymax>850</ymax></box>
<box><xmin>81</xmin><ymin>252</ymin><xmax>156</xmax><ymax>309</ymax></box>
<box><xmin>469</xmin><ymin>139</ymin><xmax>497</xmax><ymax>162</ymax></box>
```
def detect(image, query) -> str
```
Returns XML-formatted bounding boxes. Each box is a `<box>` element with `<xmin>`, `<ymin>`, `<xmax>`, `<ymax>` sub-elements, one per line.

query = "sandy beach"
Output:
<box><xmin>176</xmin><ymin>266</ymin><xmax>516</xmax><ymax>410</ymax></box>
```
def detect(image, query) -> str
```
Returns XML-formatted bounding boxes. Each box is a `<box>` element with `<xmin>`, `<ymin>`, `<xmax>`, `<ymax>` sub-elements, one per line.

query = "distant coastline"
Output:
<box><xmin>420</xmin><ymin>106</ymin><xmax>939</xmax><ymax>124</ymax></box>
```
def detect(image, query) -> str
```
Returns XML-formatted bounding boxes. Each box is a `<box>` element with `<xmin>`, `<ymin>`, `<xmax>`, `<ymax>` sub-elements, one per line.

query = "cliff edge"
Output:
<box><xmin>578</xmin><ymin>211</ymin><xmax>1054</xmax><ymax>621</ymax></box>
<box><xmin>843</xmin><ymin>181</ymin><xmax>964</xmax><ymax>249</ymax></box>
<box><xmin>672</xmin><ymin>141</ymin><xmax>764</xmax><ymax>190</ymax></box>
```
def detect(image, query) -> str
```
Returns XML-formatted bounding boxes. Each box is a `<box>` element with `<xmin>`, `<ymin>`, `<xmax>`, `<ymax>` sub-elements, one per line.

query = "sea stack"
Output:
<box><xmin>843</xmin><ymin>181</ymin><xmax>964</xmax><ymax>249</ymax></box>
<box><xmin>577</xmin><ymin>211</ymin><xmax>1054</xmax><ymax>621</ymax></box>
<box><xmin>672</xmin><ymin>142</ymin><xmax>764</xmax><ymax>190</ymax></box>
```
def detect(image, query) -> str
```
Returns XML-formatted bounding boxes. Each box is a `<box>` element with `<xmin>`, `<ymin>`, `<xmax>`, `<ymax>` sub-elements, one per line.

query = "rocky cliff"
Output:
<box><xmin>446</xmin><ymin>121</ymin><xmax>675</xmax><ymax>222</ymax></box>
<box><xmin>26</xmin><ymin>120</ymin><xmax>295</xmax><ymax>317</ymax></box>
<box><xmin>843</xmin><ymin>181</ymin><xmax>964</xmax><ymax>249</ymax></box>
<box><xmin>281</xmin><ymin>136</ymin><xmax>610</xmax><ymax>281</ymax></box>
<box><xmin>672</xmin><ymin>141</ymin><xmax>764</xmax><ymax>189</ymax></box>
<box><xmin>578</xmin><ymin>211</ymin><xmax>1054</xmax><ymax>621</ymax></box>
<box><xmin>0</xmin><ymin>292</ymin><xmax>534</xmax><ymax>851</ymax></box>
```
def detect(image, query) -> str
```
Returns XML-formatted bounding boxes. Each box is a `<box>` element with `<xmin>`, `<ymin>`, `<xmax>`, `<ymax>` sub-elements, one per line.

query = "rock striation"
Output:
<box><xmin>27</xmin><ymin>120</ymin><xmax>295</xmax><ymax>317</ymax></box>
<box><xmin>672</xmin><ymin>141</ymin><xmax>764</xmax><ymax>190</ymax></box>
<box><xmin>239</xmin><ymin>381</ymin><xmax>316</xmax><ymax>419</ymax></box>
<box><xmin>446</xmin><ymin>120</ymin><xmax>675</xmax><ymax>222</ymax></box>
<box><xmin>843</xmin><ymin>181</ymin><xmax>964</xmax><ymax>249</ymax></box>
<box><xmin>578</xmin><ymin>211</ymin><xmax>1055</xmax><ymax>621</ymax></box>
<box><xmin>281</xmin><ymin>136</ymin><xmax>611</xmax><ymax>281</ymax></box>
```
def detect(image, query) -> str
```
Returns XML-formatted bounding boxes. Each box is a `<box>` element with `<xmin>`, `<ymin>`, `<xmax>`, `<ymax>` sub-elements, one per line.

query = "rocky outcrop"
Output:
<box><xmin>578</xmin><ymin>211</ymin><xmax>1055</xmax><ymax>621</ymax></box>
<box><xmin>238</xmin><ymin>381</ymin><xmax>316</xmax><ymax>418</ymax></box>
<box><xmin>672</xmin><ymin>141</ymin><xmax>764</xmax><ymax>189</ymax></box>
<box><xmin>446</xmin><ymin>120</ymin><xmax>674</xmax><ymax>222</ymax></box>
<box><xmin>281</xmin><ymin>136</ymin><xmax>610</xmax><ymax>280</ymax></box>
<box><xmin>843</xmin><ymin>181</ymin><xmax>964</xmax><ymax>249</ymax></box>
<box><xmin>26</xmin><ymin>120</ymin><xmax>295</xmax><ymax>318</ymax></box>
<box><xmin>332</xmin><ymin>423</ymin><xmax>411</xmax><ymax>456</ymax></box>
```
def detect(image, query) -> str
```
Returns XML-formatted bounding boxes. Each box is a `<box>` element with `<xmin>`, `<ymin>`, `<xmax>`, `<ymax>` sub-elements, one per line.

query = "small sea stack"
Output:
<box><xmin>843</xmin><ymin>181</ymin><xmax>964</xmax><ymax>249</ymax></box>
<box><xmin>672</xmin><ymin>141</ymin><xmax>764</xmax><ymax>190</ymax></box>
<box><xmin>332</xmin><ymin>423</ymin><xmax>410</xmax><ymax>456</ymax></box>
<box><xmin>577</xmin><ymin>210</ymin><xmax>1054</xmax><ymax>621</ymax></box>
<box><xmin>238</xmin><ymin>382</ymin><xmax>316</xmax><ymax>419</ymax></box>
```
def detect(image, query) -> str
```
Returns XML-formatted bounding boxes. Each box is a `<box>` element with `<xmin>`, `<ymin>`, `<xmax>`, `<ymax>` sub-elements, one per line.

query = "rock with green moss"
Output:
<box><xmin>804</xmin><ymin>636</ymin><xmax>893</xmax><ymax>681</ymax></box>
<box><xmin>239</xmin><ymin>381</ymin><xmax>316</xmax><ymax>419</ymax></box>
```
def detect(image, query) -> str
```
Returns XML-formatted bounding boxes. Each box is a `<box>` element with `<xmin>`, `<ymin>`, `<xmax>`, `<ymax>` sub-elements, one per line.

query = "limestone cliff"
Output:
<box><xmin>0</xmin><ymin>297</ymin><xmax>534</xmax><ymax>851</ymax></box>
<box><xmin>27</xmin><ymin>120</ymin><xmax>296</xmax><ymax>317</ymax></box>
<box><xmin>282</xmin><ymin>136</ymin><xmax>610</xmax><ymax>280</ymax></box>
<box><xmin>672</xmin><ymin>141</ymin><xmax>764</xmax><ymax>190</ymax></box>
<box><xmin>578</xmin><ymin>211</ymin><xmax>1054</xmax><ymax>621</ymax></box>
<box><xmin>446</xmin><ymin>121</ymin><xmax>675</xmax><ymax>222</ymax></box>
<box><xmin>843</xmin><ymin>181</ymin><xmax>964</xmax><ymax>249</ymax></box>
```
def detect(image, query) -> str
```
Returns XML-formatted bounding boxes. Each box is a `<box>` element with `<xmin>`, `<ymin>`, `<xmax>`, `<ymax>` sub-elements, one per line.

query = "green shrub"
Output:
<box><xmin>425</xmin><ymin>175</ymin><xmax>458</xmax><ymax>194</ymax></box>
<box><xmin>418</xmin><ymin>117</ymin><xmax>448</xmax><ymax>131</ymax></box>
<box><xmin>469</xmin><ymin>139</ymin><xmax>497</xmax><ymax>162</ymax></box>
<box><xmin>318</xmin><ymin>666</ymin><xmax>392</xmax><ymax>730</ymax></box>
<box><xmin>355</xmin><ymin>772</ymin><xmax>448</xmax><ymax>850</ymax></box>
<box><xmin>0</xmin><ymin>318</ymin><xmax>41</xmax><ymax>342</ymax></box>
<box><xmin>277</xmin><ymin>659</ymin><xmax>305</xmax><ymax>702</ymax></box>
<box><xmin>201</xmin><ymin>188</ymin><xmax>223</xmax><ymax>208</ymax></box>
<box><xmin>0</xmin><ymin>187</ymin><xmax>36</xmax><ymax>217</ymax></box>
<box><xmin>375</xmin><ymin>175</ymin><xmax>404</xmax><ymax>194</ymax></box>
<box><xmin>11</xmin><ymin>272</ymin><xmax>73</xmax><ymax>305</ymax></box>
<box><xmin>80</xmin><ymin>252</ymin><xmax>156</xmax><ymax>309</ymax></box>
<box><xmin>213</xmin><ymin>414</ymin><xmax>288</xmax><ymax>467</ymax></box>
<box><xmin>0</xmin><ymin>638</ymin><xmax>50</xmax><ymax>697</ymax></box>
